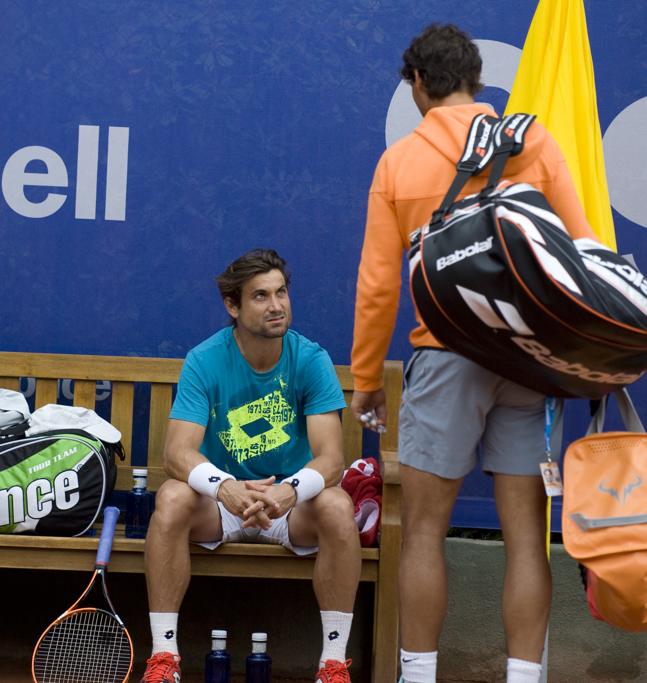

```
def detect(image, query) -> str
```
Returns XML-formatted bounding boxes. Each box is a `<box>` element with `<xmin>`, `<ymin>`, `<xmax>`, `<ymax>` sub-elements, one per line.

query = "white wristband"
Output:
<box><xmin>187</xmin><ymin>462</ymin><xmax>234</xmax><ymax>499</ymax></box>
<box><xmin>281</xmin><ymin>467</ymin><xmax>325</xmax><ymax>505</ymax></box>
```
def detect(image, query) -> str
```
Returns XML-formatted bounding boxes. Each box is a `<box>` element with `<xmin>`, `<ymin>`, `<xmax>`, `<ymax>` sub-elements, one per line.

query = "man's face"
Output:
<box><xmin>227</xmin><ymin>269</ymin><xmax>292</xmax><ymax>338</ymax></box>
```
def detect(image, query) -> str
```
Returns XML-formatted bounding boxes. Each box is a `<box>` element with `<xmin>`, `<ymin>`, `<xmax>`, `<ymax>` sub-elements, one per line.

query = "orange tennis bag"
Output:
<box><xmin>562</xmin><ymin>389</ymin><xmax>647</xmax><ymax>631</ymax></box>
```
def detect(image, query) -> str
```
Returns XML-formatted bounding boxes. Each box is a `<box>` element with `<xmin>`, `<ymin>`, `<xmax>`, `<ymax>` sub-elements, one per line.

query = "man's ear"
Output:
<box><xmin>223</xmin><ymin>297</ymin><xmax>239</xmax><ymax>319</ymax></box>
<box><xmin>411</xmin><ymin>69</ymin><xmax>433</xmax><ymax>116</ymax></box>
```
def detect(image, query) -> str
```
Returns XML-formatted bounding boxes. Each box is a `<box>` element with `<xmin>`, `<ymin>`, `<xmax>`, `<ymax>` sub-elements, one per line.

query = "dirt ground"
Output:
<box><xmin>4</xmin><ymin>659</ymin><xmax>315</xmax><ymax>682</ymax></box>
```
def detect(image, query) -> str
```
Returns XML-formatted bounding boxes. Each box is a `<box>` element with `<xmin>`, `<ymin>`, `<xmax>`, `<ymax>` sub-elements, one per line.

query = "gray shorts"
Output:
<box><xmin>399</xmin><ymin>348</ymin><xmax>563</xmax><ymax>479</ymax></box>
<box><xmin>196</xmin><ymin>502</ymin><xmax>318</xmax><ymax>556</ymax></box>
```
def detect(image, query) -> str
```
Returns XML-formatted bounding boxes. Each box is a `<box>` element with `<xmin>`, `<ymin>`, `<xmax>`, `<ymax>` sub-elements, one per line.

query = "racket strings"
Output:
<box><xmin>33</xmin><ymin>608</ymin><xmax>131</xmax><ymax>683</ymax></box>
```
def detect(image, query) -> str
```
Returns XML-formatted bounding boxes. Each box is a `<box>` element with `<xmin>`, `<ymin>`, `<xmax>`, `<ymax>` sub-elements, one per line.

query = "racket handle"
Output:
<box><xmin>96</xmin><ymin>506</ymin><xmax>120</xmax><ymax>567</ymax></box>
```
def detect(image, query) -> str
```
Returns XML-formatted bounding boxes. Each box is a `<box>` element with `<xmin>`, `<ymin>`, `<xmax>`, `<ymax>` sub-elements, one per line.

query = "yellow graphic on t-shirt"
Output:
<box><xmin>218</xmin><ymin>389</ymin><xmax>295</xmax><ymax>464</ymax></box>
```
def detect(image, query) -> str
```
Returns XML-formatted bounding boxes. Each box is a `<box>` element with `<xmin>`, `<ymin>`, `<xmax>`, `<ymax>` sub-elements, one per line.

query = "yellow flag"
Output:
<box><xmin>505</xmin><ymin>0</ymin><xmax>616</xmax><ymax>250</ymax></box>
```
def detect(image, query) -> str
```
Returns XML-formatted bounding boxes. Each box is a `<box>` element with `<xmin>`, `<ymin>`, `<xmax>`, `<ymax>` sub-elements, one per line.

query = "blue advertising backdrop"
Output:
<box><xmin>3</xmin><ymin>1</ymin><xmax>647</xmax><ymax>528</ymax></box>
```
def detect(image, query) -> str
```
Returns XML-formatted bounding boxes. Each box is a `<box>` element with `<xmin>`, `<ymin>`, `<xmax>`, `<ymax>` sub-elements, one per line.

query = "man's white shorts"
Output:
<box><xmin>196</xmin><ymin>502</ymin><xmax>318</xmax><ymax>556</ymax></box>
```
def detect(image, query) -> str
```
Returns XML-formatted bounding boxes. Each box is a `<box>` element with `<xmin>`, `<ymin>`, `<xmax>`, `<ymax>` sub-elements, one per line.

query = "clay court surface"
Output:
<box><xmin>4</xmin><ymin>661</ymin><xmax>480</xmax><ymax>682</ymax></box>
<box><xmin>4</xmin><ymin>662</ymin><xmax>317</xmax><ymax>683</ymax></box>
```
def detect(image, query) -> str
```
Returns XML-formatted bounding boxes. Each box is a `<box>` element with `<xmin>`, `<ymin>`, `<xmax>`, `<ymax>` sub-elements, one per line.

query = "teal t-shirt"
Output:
<box><xmin>170</xmin><ymin>327</ymin><xmax>346</xmax><ymax>480</ymax></box>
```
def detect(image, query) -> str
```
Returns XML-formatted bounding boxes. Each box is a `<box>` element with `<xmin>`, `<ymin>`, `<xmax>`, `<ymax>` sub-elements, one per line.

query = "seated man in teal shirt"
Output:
<box><xmin>141</xmin><ymin>249</ymin><xmax>359</xmax><ymax>683</ymax></box>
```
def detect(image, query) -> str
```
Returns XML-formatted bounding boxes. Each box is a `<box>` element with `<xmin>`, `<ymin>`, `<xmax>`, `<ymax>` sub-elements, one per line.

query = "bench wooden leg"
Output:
<box><xmin>371</xmin><ymin>481</ymin><xmax>401</xmax><ymax>683</ymax></box>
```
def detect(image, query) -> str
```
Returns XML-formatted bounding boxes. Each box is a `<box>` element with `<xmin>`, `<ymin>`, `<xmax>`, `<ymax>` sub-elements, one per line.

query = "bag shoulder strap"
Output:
<box><xmin>431</xmin><ymin>113</ymin><xmax>500</xmax><ymax>223</ymax></box>
<box><xmin>483</xmin><ymin>112</ymin><xmax>536</xmax><ymax>190</ymax></box>
<box><xmin>432</xmin><ymin>112</ymin><xmax>536</xmax><ymax>225</ymax></box>
<box><xmin>587</xmin><ymin>388</ymin><xmax>645</xmax><ymax>435</ymax></box>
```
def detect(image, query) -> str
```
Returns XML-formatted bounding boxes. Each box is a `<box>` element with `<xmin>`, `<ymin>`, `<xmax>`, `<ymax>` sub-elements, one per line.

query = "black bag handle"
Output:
<box><xmin>0</xmin><ymin>418</ymin><xmax>30</xmax><ymax>440</ymax></box>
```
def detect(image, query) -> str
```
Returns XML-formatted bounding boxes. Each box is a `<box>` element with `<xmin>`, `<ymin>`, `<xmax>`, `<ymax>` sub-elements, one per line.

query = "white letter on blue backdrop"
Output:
<box><xmin>105</xmin><ymin>126</ymin><xmax>129</xmax><ymax>221</ymax></box>
<box><xmin>2</xmin><ymin>146</ymin><xmax>68</xmax><ymax>218</ymax></box>
<box><xmin>75</xmin><ymin>125</ymin><xmax>100</xmax><ymax>220</ymax></box>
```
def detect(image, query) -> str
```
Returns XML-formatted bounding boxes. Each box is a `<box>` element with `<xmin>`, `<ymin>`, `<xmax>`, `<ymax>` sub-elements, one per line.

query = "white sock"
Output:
<box><xmin>507</xmin><ymin>658</ymin><xmax>542</xmax><ymax>683</ymax></box>
<box><xmin>319</xmin><ymin>611</ymin><xmax>353</xmax><ymax>666</ymax></box>
<box><xmin>150</xmin><ymin>612</ymin><xmax>179</xmax><ymax>656</ymax></box>
<box><xmin>400</xmin><ymin>649</ymin><xmax>437</xmax><ymax>683</ymax></box>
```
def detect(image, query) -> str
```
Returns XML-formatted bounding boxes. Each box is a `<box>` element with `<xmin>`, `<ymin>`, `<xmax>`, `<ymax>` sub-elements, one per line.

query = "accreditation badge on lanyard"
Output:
<box><xmin>540</xmin><ymin>397</ymin><xmax>563</xmax><ymax>497</ymax></box>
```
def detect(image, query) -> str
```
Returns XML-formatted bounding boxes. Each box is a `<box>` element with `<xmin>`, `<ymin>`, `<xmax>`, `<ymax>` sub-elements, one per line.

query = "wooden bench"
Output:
<box><xmin>0</xmin><ymin>351</ymin><xmax>402</xmax><ymax>682</ymax></box>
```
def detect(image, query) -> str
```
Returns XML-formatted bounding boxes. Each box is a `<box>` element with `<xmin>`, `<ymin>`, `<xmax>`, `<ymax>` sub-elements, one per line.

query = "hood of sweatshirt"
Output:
<box><xmin>414</xmin><ymin>102</ymin><xmax>546</xmax><ymax>175</ymax></box>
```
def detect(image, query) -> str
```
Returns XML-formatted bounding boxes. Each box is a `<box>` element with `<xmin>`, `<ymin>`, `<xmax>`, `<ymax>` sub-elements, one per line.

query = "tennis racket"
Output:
<box><xmin>32</xmin><ymin>505</ymin><xmax>134</xmax><ymax>683</ymax></box>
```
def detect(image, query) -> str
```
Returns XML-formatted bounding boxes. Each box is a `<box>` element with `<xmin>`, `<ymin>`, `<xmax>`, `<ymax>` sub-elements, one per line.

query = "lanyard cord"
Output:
<box><xmin>544</xmin><ymin>396</ymin><xmax>556</xmax><ymax>461</ymax></box>
<box><xmin>544</xmin><ymin>397</ymin><xmax>556</xmax><ymax>557</ymax></box>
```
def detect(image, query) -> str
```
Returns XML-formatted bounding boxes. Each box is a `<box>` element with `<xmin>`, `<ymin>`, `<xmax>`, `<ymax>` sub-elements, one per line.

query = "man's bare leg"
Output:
<box><xmin>145</xmin><ymin>479</ymin><xmax>222</xmax><ymax>609</ymax></box>
<box><xmin>289</xmin><ymin>487</ymin><xmax>361</xmax><ymax>671</ymax></box>
<box><xmin>397</xmin><ymin>465</ymin><xmax>463</xmax><ymax>683</ymax></box>
<box><xmin>399</xmin><ymin>464</ymin><xmax>463</xmax><ymax>651</ymax></box>
<box><xmin>494</xmin><ymin>474</ymin><xmax>551</xmax><ymax>663</ymax></box>
<box><xmin>144</xmin><ymin>479</ymin><xmax>222</xmax><ymax>663</ymax></box>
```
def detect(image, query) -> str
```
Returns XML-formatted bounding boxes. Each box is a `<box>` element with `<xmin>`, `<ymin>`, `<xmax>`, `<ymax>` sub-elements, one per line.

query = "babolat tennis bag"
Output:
<box><xmin>0</xmin><ymin>428</ymin><xmax>123</xmax><ymax>536</ymax></box>
<box><xmin>409</xmin><ymin>112</ymin><xmax>647</xmax><ymax>399</ymax></box>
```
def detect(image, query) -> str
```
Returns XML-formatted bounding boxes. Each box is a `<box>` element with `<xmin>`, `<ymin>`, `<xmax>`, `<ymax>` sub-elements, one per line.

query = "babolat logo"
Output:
<box><xmin>436</xmin><ymin>237</ymin><xmax>493</xmax><ymax>271</ymax></box>
<box><xmin>581</xmin><ymin>252</ymin><xmax>647</xmax><ymax>295</ymax></box>
<box><xmin>477</xmin><ymin>120</ymin><xmax>492</xmax><ymax>150</ymax></box>
<box><xmin>510</xmin><ymin>337</ymin><xmax>642</xmax><ymax>384</ymax></box>
<box><xmin>0</xmin><ymin>469</ymin><xmax>80</xmax><ymax>526</ymax></box>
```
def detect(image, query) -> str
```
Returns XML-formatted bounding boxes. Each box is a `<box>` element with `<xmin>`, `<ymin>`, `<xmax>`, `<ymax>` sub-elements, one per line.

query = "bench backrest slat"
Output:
<box><xmin>0</xmin><ymin>352</ymin><xmax>184</xmax><ymax>383</ymax></box>
<box><xmin>341</xmin><ymin>406</ymin><xmax>363</xmax><ymax>464</ymax></box>
<box><xmin>147</xmin><ymin>383</ymin><xmax>173</xmax><ymax>487</ymax></box>
<box><xmin>35</xmin><ymin>378</ymin><xmax>58</xmax><ymax>407</ymax></box>
<box><xmin>335</xmin><ymin>364</ymin><xmax>366</xmax><ymax>463</ymax></box>
<box><xmin>0</xmin><ymin>376</ymin><xmax>19</xmax><ymax>391</ymax></box>
<box><xmin>0</xmin><ymin>352</ymin><xmax>403</xmax><ymax>491</ymax></box>
<box><xmin>111</xmin><ymin>381</ymin><xmax>135</xmax><ymax>459</ymax></box>
<box><xmin>381</xmin><ymin>360</ymin><xmax>401</xmax><ymax>453</ymax></box>
<box><xmin>73</xmin><ymin>380</ymin><xmax>98</xmax><ymax>409</ymax></box>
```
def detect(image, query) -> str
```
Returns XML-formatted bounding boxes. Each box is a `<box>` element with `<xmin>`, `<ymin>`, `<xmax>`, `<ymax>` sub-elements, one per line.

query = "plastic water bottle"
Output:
<box><xmin>245</xmin><ymin>632</ymin><xmax>271</xmax><ymax>683</ymax></box>
<box><xmin>125</xmin><ymin>468</ymin><xmax>154</xmax><ymax>538</ymax></box>
<box><xmin>205</xmin><ymin>629</ymin><xmax>231</xmax><ymax>683</ymax></box>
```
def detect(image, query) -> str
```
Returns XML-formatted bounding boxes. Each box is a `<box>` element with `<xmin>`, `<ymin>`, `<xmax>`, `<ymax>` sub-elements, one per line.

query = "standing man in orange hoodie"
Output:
<box><xmin>350</xmin><ymin>23</ymin><xmax>597</xmax><ymax>683</ymax></box>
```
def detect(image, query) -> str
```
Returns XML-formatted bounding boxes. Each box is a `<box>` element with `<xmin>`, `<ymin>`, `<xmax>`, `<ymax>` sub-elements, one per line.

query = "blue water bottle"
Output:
<box><xmin>205</xmin><ymin>629</ymin><xmax>231</xmax><ymax>683</ymax></box>
<box><xmin>245</xmin><ymin>632</ymin><xmax>271</xmax><ymax>683</ymax></box>
<box><xmin>125</xmin><ymin>468</ymin><xmax>155</xmax><ymax>538</ymax></box>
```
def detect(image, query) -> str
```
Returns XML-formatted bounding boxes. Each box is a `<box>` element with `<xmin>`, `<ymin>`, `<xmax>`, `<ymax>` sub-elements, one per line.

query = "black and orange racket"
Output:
<box><xmin>32</xmin><ymin>505</ymin><xmax>134</xmax><ymax>683</ymax></box>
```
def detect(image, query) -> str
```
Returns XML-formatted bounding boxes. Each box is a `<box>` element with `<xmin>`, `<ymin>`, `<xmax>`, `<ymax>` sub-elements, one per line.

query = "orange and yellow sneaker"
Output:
<box><xmin>316</xmin><ymin>659</ymin><xmax>352</xmax><ymax>682</ymax></box>
<box><xmin>141</xmin><ymin>652</ymin><xmax>181</xmax><ymax>683</ymax></box>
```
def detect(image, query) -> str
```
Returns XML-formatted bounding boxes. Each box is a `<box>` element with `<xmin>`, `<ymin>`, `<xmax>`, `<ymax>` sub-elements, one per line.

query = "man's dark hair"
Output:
<box><xmin>215</xmin><ymin>248</ymin><xmax>291</xmax><ymax>309</ymax></box>
<box><xmin>401</xmin><ymin>23</ymin><xmax>483</xmax><ymax>100</ymax></box>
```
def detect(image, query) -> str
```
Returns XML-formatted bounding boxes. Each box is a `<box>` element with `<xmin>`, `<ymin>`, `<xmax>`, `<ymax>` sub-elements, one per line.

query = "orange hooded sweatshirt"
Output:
<box><xmin>351</xmin><ymin>103</ymin><xmax>597</xmax><ymax>392</ymax></box>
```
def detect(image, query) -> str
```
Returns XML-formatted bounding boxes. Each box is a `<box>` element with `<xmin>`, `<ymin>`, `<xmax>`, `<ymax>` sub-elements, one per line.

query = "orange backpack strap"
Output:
<box><xmin>587</xmin><ymin>388</ymin><xmax>645</xmax><ymax>435</ymax></box>
<box><xmin>570</xmin><ymin>389</ymin><xmax>646</xmax><ymax>532</ymax></box>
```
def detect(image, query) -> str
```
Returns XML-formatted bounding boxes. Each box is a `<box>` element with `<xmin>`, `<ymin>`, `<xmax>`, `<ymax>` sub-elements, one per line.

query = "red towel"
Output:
<box><xmin>341</xmin><ymin>457</ymin><xmax>382</xmax><ymax>547</ymax></box>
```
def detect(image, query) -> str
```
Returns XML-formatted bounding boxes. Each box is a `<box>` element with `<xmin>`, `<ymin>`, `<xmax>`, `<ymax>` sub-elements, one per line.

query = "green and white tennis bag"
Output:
<box><xmin>0</xmin><ymin>429</ymin><xmax>123</xmax><ymax>536</ymax></box>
